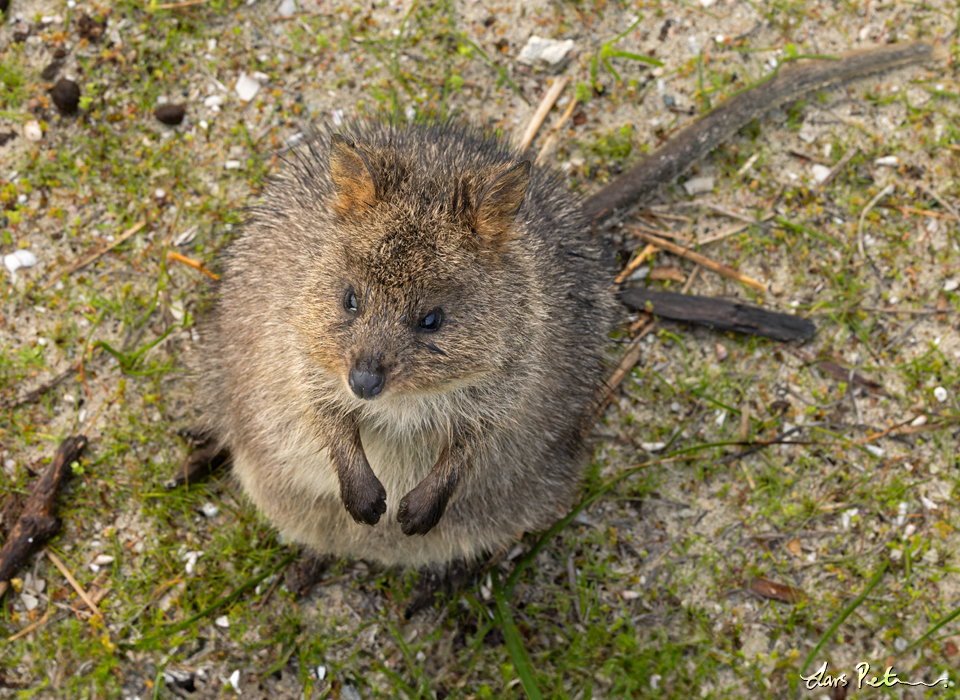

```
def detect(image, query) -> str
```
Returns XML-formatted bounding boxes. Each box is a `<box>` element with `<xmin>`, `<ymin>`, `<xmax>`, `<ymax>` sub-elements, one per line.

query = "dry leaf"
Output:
<box><xmin>749</xmin><ymin>577</ymin><xmax>805</xmax><ymax>603</ymax></box>
<box><xmin>786</xmin><ymin>538</ymin><xmax>802</xmax><ymax>557</ymax></box>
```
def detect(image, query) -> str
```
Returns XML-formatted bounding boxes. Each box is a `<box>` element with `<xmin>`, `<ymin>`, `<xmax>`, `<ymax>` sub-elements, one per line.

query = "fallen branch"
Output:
<box><xmin>620</xmin><ymin>289</ymin><xmax>816</xmax><ymax>342</ymax></box>
<box><xmin>626</xmin><ymin>228</ymin><xmax>768</xmax><ymax>292</ymax></box>
<box><xmin>0</xmin><ymin>436</ymin><xmax>87</xmax><ymax>599</ymax></box>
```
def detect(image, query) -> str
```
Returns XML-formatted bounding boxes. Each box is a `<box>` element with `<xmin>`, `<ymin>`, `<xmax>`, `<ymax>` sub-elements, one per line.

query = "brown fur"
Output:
<box><xmin>196</xmin><ymin>121</ymin><xmax>614</xmax><ymax>568</ymax></box>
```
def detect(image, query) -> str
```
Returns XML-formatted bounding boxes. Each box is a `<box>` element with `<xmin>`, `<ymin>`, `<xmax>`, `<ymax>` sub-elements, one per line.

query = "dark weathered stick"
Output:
<box><xmin>621</xmin><ymin>289</ymin><xmax>815</xmax><ymax>342</ymax></box>
<box><xmin>582</xmin><ymin>42</ymin><xmax>935</xmax><ymax>224</ymax></box>
<box><xmin>0</xmin><ymin>435</ymin><xmax>87</xmax><ymax>596</ymax></box>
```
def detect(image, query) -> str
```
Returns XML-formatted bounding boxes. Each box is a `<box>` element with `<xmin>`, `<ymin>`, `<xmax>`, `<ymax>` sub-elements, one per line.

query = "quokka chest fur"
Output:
<box><xmin>197</xmin><ymin>122</ymin><xmax>614</xmax><ymax>568</ymax></box>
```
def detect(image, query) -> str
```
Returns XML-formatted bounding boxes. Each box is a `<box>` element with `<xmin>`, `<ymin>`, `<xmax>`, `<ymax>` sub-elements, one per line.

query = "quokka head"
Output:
<box><xmin>296</xmin><ymin>133</ymin><xmax>539</xmax><ymax>405</ymax></box>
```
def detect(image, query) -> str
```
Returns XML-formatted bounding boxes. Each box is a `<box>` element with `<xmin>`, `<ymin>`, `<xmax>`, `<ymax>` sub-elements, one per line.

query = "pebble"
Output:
<box><xmin>24</xmin><ymin>120</ymin><xmax>43</xmax><ymax>141</ymax></box>
<box><xmin>331</xmin><ymin>109</ymin><xmax>344</xmax><ymax>127</ymax></box>
<box><xmin>516</xmin><ymin>36</ymin><xmax>576</xmax><ymax>71</ymax></box>
<box><xmin>640</xmin><ymin>441</ymin><xmax>666</xmax><ymax>452</ymax></box>
<box><xmin>93</xmin><ymin>554</ymin><xmax>115</xmax><ymax>565</ymax></box>
<box><xmin>51</xmin><ymin>78</ymin><xmax>81</xmax><ymax>114</ymax></box>
<box><xmin>201</xmin><ymin>502</ymin><xmax>220</xmax><ymax>518</ymax></box>
<box><xmin>683</xmin><ymin>175</ymin><xmax>714</xmax><ymax>195</ymax></box>
<box><xmin>203</xmin><ymin>94</ymin><xmax>223</xmax><ymax>108</ymax></box>
<box><xmin>228</xmin><ymin>670</ymin><xmax>241</xmax><ymax>691</ymax></box>
<box><xmin>154</xmin><ymin>188</ymin><xmax>166</xmax><ymax>200</ymax></box>
<box><xmin>235</xmin><ymin>73</ymin><xmax>261</xmax><ymax>102</ymax></box>
<box><xmin>278</xmin><ymin>0</ymin><xmax>297</xmax><ymax>13</ymax></box>
<box><xmin>874</xmin><ymin>155</ymin><xmax>899</xmax><ymax>167</ymax></box>
<box><xmin>155</xmin><ymin>103</ymin><xmax>186</xmax><ymax>125</ymax></box>
<box><xmin>715</xmin><ymin>343</ymin><xmax>728</xmax><ymax>361</ymax></box>
<box><xmin>215</xmin><ymin>615</ymin><xmax>230</xmax><ymax>627</ymax></box>
<box><xmin>315</xmin><ymin>665</ymin><xmax>326</xmax><ymax>681</ymax></box>
<box><xmin>621</xmin><ymin>590</ymin><xmax>641</xmax><ymax>600</ymax></box>
<box><xmin>811</xmin><ymin>164</ymin><xmax>831</xmax><ymax>183</ymax></box>
<box><xmin>864</xmin><ymin>444</ymin><xmax>884</xmax><ymax>458</ymax></box>
<box><xmin>933</xmin><ymin>386</ymin><xmax>948</xmax><ymax>402</ymax></box>
<box><xmin>225</xmin><ymin>160</ymin><xmax>242</xmax><ymax>170</ymax></box>
<box><xmin>943</xmin><ymin>279</ymin><xmax>958</xmax><ymax>292</ymax></box>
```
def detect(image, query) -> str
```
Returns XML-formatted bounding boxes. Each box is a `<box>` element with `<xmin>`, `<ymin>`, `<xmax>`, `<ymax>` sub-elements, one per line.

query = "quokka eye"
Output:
<box><xmin>343</xmin><ymin>289</ymin><xmax>359</xmax><ymax>314</ymax></box>
<box><xmin>419</xmin><ymin>308</ymin><xmax>443</xmax><ymax>332</ymax></box>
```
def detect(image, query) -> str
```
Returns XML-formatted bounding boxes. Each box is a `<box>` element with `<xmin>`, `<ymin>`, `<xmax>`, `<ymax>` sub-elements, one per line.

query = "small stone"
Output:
<box><xmin>516</xmin><ymin>36</ymin><xmax>576</xmax><ymax>71</ymax></box>
<box><xmin>864</xmin><ymin>444</ymin><xmax>884</xmax><ymax>458</ymax></box>
<box><xmin>715</xmin><ymin>343</ymin><xmax>728</xmax><ymax>361</ymax></box>
<box><xmin>943</xmin><ymin>279</ymin><xmax>959</xmax><ymax>292</ymax></box>
<box><xmin>811</xmin><ymin>164</ymin><xmax>831</xmax><ymax>183</ymax></box>
<box><xmin>215</xmin><ymin>615</ymin><xmax>230</xmax><ymax>628</ymax></box>
<box><xmin>154</xmin><ymin>188</ymin><xmax>166</xmax><ymax>200</ymax></box>
<box><xmin>278</xmin><ymin>0</ymin><xmax>297</xmax><ymax>15</ymax></box>
<box><xmin>93</xmin><ymin>554</ymin><xmax>115</xmax><ymax>565</ymax></box>
<box><xmin>683</xmin><ymin>175</ymin><xmax>714</xmax><ymax>195</ymax></box>
<box><xmin>225</xmin><ymin>160</ymin><xmax>242</xmax><ymax>170</ymax></box>
<box><xmin>203</xmin><ymin>94</ymin><xmax>224</xmax><ymax>108</ymax></box>
<box><xmin>640</xmin><ymin>442</ymin><xmax>666</xmax><ymax>452</ymax></box>
<box><xmin>662</xmin><ymin>94</ymin><xmax>675</xmax><ymax>108</ymax></box>
<box><xmin>621</xmin><ymin>590</ymin><xmax>641</xmax><ymax>600</ymax></box>
<box><xmin>933</xmin><ymin>386</ymin><xmax>948</xmax><ymax>402</ymax></box>
<box><xmin>874</xmin><ymin>155</ymin><xmax>899</xmax><ymax>167</ymax></box>
<box><xmin>155</xmin><ymin>103</ymin><xmax>186</xmax><ymax>125</ymax></box>
<box><xmin>201</xmin><ymin>502</ymin><xmax>220</xmax><ymax>518</ymax></box>
<box><xmin>24</xmin><ymin>120</ymin><xmax>43</xmax><ymax>142</ymax></box>
<box><xmin>51</xmin><ymin>78</ymin><xmax>81</xmax><ymax>114</ymax></box>
<box><xmin>228</xmin><ymin>670</ymin><xmax>241</xmax><ymax>691</ymax></box>
<box><xmin>315</xmin><ymin>665</ymin><xmax>326</xmax><ymax>681</ymax></box>
<box><xmin>235</xmin><ymin>73</ymin><xmax>261</xmax><ymax>102</ymax></box>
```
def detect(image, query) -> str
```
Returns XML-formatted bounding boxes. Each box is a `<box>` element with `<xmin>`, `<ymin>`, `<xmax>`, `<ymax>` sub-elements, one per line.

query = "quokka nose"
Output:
<box><xmin>349</xmin><ymin>361</ymin><xmax>385</xmax><ymax>399</ymax></box>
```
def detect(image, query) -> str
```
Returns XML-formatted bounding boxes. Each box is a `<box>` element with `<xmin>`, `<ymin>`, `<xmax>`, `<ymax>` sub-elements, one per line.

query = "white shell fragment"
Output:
<box><xmin>517</xmin><ymin>36</ymin><xmax>576</xmax><ymax>71</ymax></box>
<box><xmin>640</xmin><ymin>441</ymin><xmax>666</xmax><ymax>452</ymax></box>
<box><xmin>228</xmin><ymin>669</ymin><xmax>241</xmax><ymax>692</ymax></box>
<box><xmin>943</xmin><ymin>279</ymin><xmax>959</xmax><ymax>292</ymax></box>
<box><xmin>864</xmin><ymin>444</ymin><xmax>885</xmax><ymax>458</ymax></box>
<box><xmin>933</xmin><ymin>386</ymin><xmax>948</xmax><ymax>402</ymax></box>
<box><xmin>4</xmin><ymin>249</ymin><xmax>38</xmax><ymax>282</ymax></box>
<box><xmin>201</xmin><ymin>502</ymin><xmax>220</xmax><ymax>518</ymax></box>
<box><xmin>315</xmin><ymin>665</ymin><xmax>326</xmax><ymax>681</ymax></box>
<box><xmin>683</xmin><ymin>175</ymin><xmax>714</xmax><ymax>196</ymax></box>
<box><xmin>93</xmin><ymin>554</ymin><xmax>115</xmax><ymax>566</ymax></box>
<box><xmin>811</xmin><ymin>164</ymin><xmax>831</xmax><ymax>183</ymax></box>
<box><xmin>235</xmin><ymin>73</ymin><xmax>261</xmax><ymax>102</ymax></box>
<box><xmin>215</xmin><ymin>615</ymin><xmax>230</xmax><ymax>628</ymax></box>
<box><xmin>24</xmin><ymin>120</ymin><xmax>43</xmax><ymax>141</ymax></box>
<box><xmin>874</xmin><ymin>156</ymin><xmax>899</xmax><ymax>167</ymax></box>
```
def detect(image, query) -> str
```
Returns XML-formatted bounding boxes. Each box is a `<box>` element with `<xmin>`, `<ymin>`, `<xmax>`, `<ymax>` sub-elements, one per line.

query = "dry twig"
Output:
<box><xmin>517</xmin><ymin>78</ymin><xmax>569</xmax><ymax>153</ymax></box>
<box><xmin>627</xmin><ymin>228</ymin><xmax>768</xmax><ymax>292</ymax></box>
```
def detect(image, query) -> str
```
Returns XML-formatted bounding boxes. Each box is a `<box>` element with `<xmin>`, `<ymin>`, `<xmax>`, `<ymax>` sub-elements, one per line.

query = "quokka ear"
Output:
<box><xmin>470</xmin><ymin>160</ymin><xmax>531</xmax><ymax>245</ymax></box>
<box><xmin>329</xmin><ymin>134</ymin><xmax>379</xmax><ymax>216</ymax></box>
